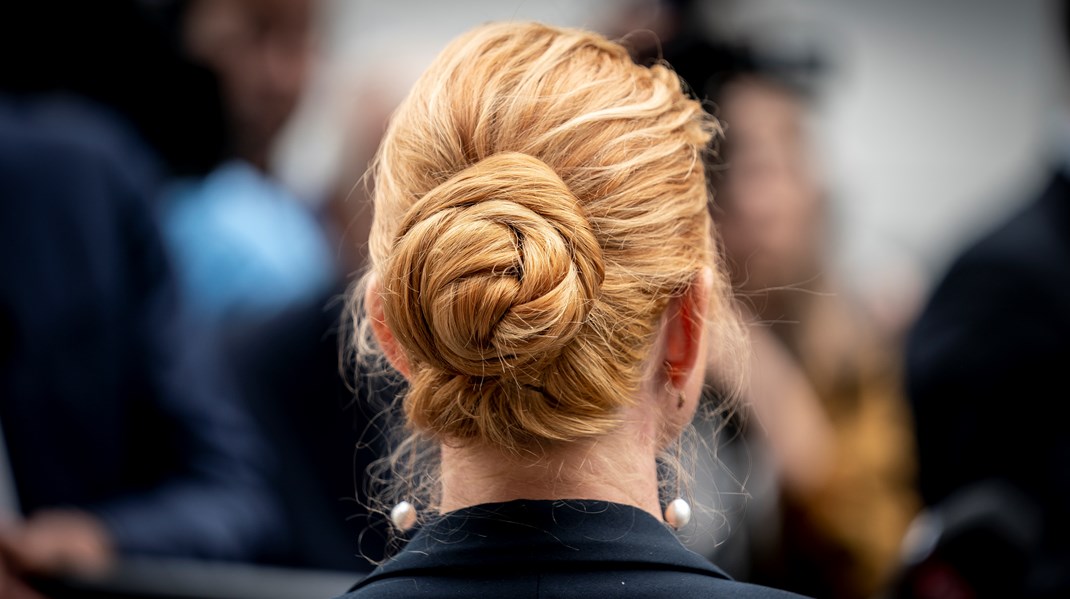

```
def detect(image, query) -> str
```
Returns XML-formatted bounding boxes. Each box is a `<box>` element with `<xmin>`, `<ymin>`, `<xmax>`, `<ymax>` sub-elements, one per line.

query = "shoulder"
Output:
<box><xmin>549</xmin><ymin>571</ymin><xmax>810</xmax><ymax>598</ymax></box>
<box><xmin>907</xmin><ymin>173</ymin><xmax>1070</xmax><ymax>386</ymax></box>
<box><xmin>710</xmin><ymin>580</ymin><xmax>811</xmax><ymax>598</ymax></box>
<box><xmin>0</xmin><ymin>96</ymin><xmax>162</xmax><ymax>231</ymax></box>
<box><xmin>337</xmin><ymin>500</ymin><xmax>813</xmax><ymax>599</ymax></box>
<box><xmin>336</xmin><ymin>580</ymin><xmax>806</xmax><ymax>599</ymax></box>
<box><xmin>946</xmin><ymin>175</ymin><xmax>1070</xmax><ymax>288</ymax></box>
<box><xmin>914</xmin><ymin>174</ymin><xmax>1070</xmax><ymax>325</ymax></box>
<box><xmin>0</xmin><ymin>95</ymin><xmax>161</xmax><ymax>189</ymax></box>
<box><xmin>697</xmin><ymin>581</ymin><xmax>804</xmax><ymax>599</ymax></box>
<box><xmin>337</xmin><ymin>565</ymin><xmax>810</xmax><ymax>599</ymax></box>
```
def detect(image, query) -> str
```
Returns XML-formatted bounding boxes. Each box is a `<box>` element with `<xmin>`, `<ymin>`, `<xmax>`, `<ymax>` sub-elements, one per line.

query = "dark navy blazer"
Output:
<box><xmin>906</xmin><ymin>170</ymin><xmax>1070</xmax><ymax>596</ymax></box>
<box><xmin>339</xmin><ymin>499</ymin><xmax>808</xmax><ymax>598</ymax></box>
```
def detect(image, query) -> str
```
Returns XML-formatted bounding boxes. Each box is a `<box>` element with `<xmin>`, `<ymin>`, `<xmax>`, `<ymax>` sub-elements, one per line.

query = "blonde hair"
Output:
<box><xmin>348</xmin><ymin>21</ymin><xmax>745</xmax><ymax>528</ymax></box>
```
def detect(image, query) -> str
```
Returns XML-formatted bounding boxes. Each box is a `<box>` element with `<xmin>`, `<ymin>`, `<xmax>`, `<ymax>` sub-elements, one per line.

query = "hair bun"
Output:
<box><xmin>382</xmin><ymin>152</ymin><xmax>604</xmax><ymax>379</ymax></box>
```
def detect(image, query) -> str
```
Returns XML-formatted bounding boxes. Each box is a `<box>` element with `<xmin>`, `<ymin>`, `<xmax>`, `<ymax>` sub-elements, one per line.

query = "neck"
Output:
<box><xmin>438</xmin><ymin>425</ymin><xmax>663</xmax><ymax>522</ymax></box>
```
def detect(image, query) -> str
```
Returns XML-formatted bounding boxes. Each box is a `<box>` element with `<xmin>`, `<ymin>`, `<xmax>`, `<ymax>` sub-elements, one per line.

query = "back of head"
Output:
<box><xmin>361</xmin><ymin>22</ymin><xmax>741</xmax><ymax>451</ymax></box>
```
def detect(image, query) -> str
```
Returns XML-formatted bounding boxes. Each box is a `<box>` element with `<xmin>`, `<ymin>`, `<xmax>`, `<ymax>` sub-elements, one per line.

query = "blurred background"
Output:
<box><xmin>285</xmin><ymin>0</ymin><xmax>1063</xmax><ymax>312</ymax></box>
<box><xmin>2</xmin><ymin>0</ymin><xmax>1068</xmax><ymax>598</ymax></box>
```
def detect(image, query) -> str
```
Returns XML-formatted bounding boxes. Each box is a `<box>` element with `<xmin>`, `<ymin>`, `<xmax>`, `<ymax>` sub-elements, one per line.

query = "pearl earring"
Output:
<box><xmin>664</xmin><ymin>497</ymin><xmax>691</xmax><ymax>529</ymax></box>
<box><xmin>390</xmin><ymin>500</ymin><xmax>417</xmax><ymax>531</ymax></box>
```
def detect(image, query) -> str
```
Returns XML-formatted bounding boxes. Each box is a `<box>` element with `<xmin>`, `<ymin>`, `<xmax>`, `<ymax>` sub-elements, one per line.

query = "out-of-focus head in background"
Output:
<box><xmin>715</xmin><ymin>75</ymin><xmax>825</xmax><ymax>295</ymax></box>
<box><xmin>0</xmin><ymin>0</ymin><xmax>317</xmax><ymax>177</ymax></box>
<box><xmin>183</xmin><ymin>0</ymin><xmax>317</xmax><ymax>171</ymax></box>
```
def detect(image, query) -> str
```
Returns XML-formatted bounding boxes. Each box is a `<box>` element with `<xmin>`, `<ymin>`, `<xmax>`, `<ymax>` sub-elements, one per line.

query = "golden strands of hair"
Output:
<box><xmin>382</xmin><ymin>152</ymin><xmax>604</xmax><ymax>380</ymax></box>
<box><xmin>380</xmin><ymin>152</ymin><xmax>609</xmax><ymax>447</ymax></box>
<box><xmin>360</xmin><ymin>21</ymin><xmax>744</xmax><ymax>451</ymax></box>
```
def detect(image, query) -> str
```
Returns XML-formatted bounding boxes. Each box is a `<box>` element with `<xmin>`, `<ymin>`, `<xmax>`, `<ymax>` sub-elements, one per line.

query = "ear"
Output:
<box><xmin>661</xmin><ymin>268</ymin><xmax>713</xmax><ymax>394</ymax></box>
<box><xmin>365</xmin><ymin>274</ymin><xmax>412</xmax><ymax>379</ymax></box>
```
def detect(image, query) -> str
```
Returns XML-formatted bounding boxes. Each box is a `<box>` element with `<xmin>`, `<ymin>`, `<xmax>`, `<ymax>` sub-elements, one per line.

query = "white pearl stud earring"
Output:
<box><xmin>664</xmin><ymin>497</ymin><xmax>691</xmax><ymax>530</ymax></box>
<box><xmin>390</xmin><ymin>500</ymin><xmax>417</xmax><ymax>531</ymax></box>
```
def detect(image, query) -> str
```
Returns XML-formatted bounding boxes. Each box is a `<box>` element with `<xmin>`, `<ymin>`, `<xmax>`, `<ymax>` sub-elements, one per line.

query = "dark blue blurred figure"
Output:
<box><xmin>0</xmin><ymin>0</ymin><xmax>295</xmax><ymax>587</ymax></box>
<box><xmin>0</xmin><ymin>95</ymin><xmax>284</xmax><ymax>584</ymax></box>
<box><xmin>900</xmin><ymin>6</ymin><xmax>1070</xmax><ymax>598</ymax></box>
<box><xmin>3</xmin><ymin>0</ymin><xmax>386</xmax><ymax>578</ymax></box>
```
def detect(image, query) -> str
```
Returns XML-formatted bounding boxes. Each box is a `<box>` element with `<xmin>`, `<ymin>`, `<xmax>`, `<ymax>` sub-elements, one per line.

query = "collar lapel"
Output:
<box><xmin>351</xmin><ymin>500</ymin><xmax>730</xmax><ymax>592</ymax></box>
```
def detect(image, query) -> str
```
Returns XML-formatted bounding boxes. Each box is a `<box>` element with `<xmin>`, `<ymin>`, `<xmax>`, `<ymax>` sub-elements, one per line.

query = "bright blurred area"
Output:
<box><xmin>3</xmin><ymin>0</ymin><xmax>1068</xmax><ymax>598</ymax></box>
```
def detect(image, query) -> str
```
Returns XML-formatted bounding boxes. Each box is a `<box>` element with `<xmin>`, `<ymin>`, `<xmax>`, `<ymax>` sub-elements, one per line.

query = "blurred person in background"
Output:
<box><xmin>0</xmin><ymin>1</ymin><xmax>364</xmax><ymax>591</ymax></box>
<box><xmin>711</xmin><ymin>52</ymin><xmax>918</xmax><ymax>599</ymax></box>
<box><xmin>0</xmin><ymin>0</ymin><xmax>335</xmax><ymax>328</ymax></box>
<box><xmin>0</xmin><ymin>96</ymin><xmax>283</xmax><ymax>594</ymax></box>
<box><xmin>607</xmin><ymin>2</ymin><xmax>920</xmax><ymax>597</ymax></box>
<box><xmin>898</xmin><ymin>3</ymin><xmax>1070</xmax><ymax>598</ymax></box>
<box><xmin>160</xmin><ymin>0</ymin><xmax>337</xmax><ymax>325</ymax></box>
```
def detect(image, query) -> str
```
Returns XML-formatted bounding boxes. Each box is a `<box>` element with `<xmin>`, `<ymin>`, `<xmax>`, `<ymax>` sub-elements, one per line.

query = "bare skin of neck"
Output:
<box><xmin>438</xmin><ymin>406</ymin><xmax>665</xmax><ymax>522</ymax></box>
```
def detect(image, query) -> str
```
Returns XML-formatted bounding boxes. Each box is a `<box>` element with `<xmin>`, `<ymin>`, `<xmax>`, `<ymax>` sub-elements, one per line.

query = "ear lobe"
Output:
<box><xmin>365</xmin><ymin>275</ymin><xmax>413</xmax><ymax>379</ymax></box>
<box><xmin>663</xmin><ymin>268</ymin><xmax>713</xmax><ymax>390</ymax></box>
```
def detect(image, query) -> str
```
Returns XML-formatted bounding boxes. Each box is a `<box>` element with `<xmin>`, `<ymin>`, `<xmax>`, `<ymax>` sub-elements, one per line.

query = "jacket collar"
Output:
<box><xmin>351</xmin><ymin>499</ymin><xmax>731</xmax><ymax>591</ymax></box>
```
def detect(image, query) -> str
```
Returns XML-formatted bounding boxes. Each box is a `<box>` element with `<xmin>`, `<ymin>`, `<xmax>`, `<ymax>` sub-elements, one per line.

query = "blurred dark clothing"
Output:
<box><xmin>223</xmin><ymin>290</ymin><xmax>391</xmax><ymax>571</ymax></box>
<box><xmin>0</xmin><ymin>95</ymin><xmax>282</xmax><ymax>559</ymax></box>
<box><xmin>906</xmin><ymin>170</ymin><xmax>1070</xmax><ymax>597</ymax></box>
<box><xmin>341</xmin><ymin>500</ymin><xmax>809</xmax><ymax>599</ymax></box>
